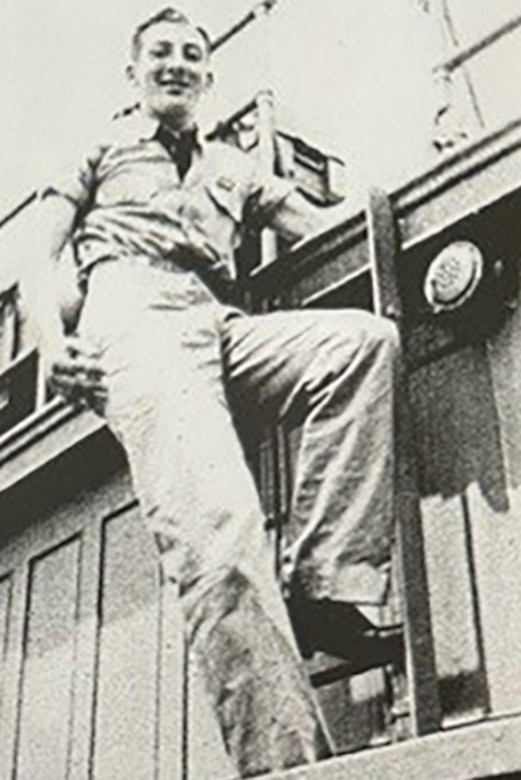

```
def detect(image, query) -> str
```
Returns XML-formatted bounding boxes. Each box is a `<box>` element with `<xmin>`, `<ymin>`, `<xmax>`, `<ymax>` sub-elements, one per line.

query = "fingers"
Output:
<box><xmin>52</xmin><ymin>355</ymin><xmax>104</xmax><ymax>382</ymax></box>
<box><xmin>49</xmin><ymin>367</ymin><xmax>105</xmax><ymax>396</ymax></box>
<box><xmin>47</xmin><ymin>336</ymin><xmax>108</xmax><ymax>411</ymax></box>
<box><xmin>49</xmin><ymin>370</ymin><xmax>108</xmax><ymax>413</ymax></box>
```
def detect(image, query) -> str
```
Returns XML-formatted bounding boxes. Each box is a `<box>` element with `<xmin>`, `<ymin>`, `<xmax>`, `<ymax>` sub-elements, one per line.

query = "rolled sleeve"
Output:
<box><xmin>40</xmin><ymin>142</ymin><xmax>104</xmax><ymax>213</ymax></box>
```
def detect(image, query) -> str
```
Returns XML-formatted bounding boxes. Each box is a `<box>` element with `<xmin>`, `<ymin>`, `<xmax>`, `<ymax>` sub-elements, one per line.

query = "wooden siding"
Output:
<box><xmin>0</xmin><ymin>470</ymin><xmax>186</xmax><ymax>780</ymax></box>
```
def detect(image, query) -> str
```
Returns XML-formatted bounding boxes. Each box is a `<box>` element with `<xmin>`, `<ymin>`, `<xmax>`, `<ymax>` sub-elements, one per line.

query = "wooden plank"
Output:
<box><xmin>68</xmin><ymin>511</ymin><xmax>104</xmax><ymax>780</ymax></box>
<box><xmin>91</xmin><ymin>506</ymin><xmax>161</xmax><ymax>780</ymax></box>
<box><xmin>0</xmin><ymin>571</ymin><xmax>15</xmax><ymax>776</ymax></box>
<box><xmin>157</xmin><ymin>579</ymin><xmax>185</xmax><ymax>780</ymax></box>
<box><xmin>0</xmin><ymin>574</ymin><xmax>12</xmax><ymax>722</ymax></box>
<box><xmin>407</xmin><ymin>349</ymin><xmax>496</xmax><ymax>724</ymax></box>
<box><xmin>486</xmin><ymin>289</ymin><xmax>521</xmax><ymax>491</ymax></box>
<box><xmin>467</xmin><ymin>286</ymin><xmax>521</xmax><ymax>715</ymax></box>
<box><xmin>419</xmin><ymin>496</ymin><xmax>488</xmax><ymax>725</ymax></box>
<box><xmin>464</xmin><ymin>482</ymin><xmax>521</xmax><ymax>717</ymax></box>
<box><xmin>0</xmin><ymin>563</ymin><xmax>29</xmax><ymax>779</ymax></box>
<box><xmin>16</xmin><ymin>537</ymin><xmax>81</xmax><ymax>780</ymax></box>
<box><xmin>420</xmin><ymin>336</ymin><xmax>519</xmax><ymax>719</ymax></box>
<box><xmin>366</xmin><ymin>188</ymin><xmax>403</xmax><ymax>322</ymax></box>
<box><xmin>366</xmin><ymin>188</ymin><xmax>442</xmax><ymax>736</ymax></box>
<box><xmin>257</xmin><ymin>712</ymin><xmax>521</xmax><ymax>780</ymax></box>
<box><xmin>393</xmin><ymin>451</ymin><xmax>443</xmax><ymax>736</ymax></box>
<box><xmin>412</xmin><ymin>345</ymin><xmax>506</xmax><ymax>717</ymax></box>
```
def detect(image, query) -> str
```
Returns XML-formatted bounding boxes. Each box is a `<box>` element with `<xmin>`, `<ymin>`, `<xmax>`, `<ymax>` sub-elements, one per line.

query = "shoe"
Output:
<box><xmin>286</xmin><ymin>597</ymin><xmax>404</xmax><ymax>675</ymax></box>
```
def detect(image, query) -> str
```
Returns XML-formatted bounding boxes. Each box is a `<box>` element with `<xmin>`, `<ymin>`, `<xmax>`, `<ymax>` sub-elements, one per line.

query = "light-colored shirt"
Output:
<box><xmin>43</xmin><ymin>110</ymin><xmax>294</xmax><ymax>300</ymax></box>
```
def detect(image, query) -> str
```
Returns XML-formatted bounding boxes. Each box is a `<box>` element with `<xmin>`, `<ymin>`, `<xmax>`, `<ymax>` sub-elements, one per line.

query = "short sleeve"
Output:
<box><xmin>39</xmin><ymin>140</ymin><xmax>106</xmax><ymax>214</ymax></box>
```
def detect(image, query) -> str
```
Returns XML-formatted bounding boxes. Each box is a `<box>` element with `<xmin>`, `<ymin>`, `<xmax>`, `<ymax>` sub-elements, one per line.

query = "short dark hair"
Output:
<box><xmin>130</xmin><ymin>7</ymin><xmax>212</xmax><ymax>60</ymax></box>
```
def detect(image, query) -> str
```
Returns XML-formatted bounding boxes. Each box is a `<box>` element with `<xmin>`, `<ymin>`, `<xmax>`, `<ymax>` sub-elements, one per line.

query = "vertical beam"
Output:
<box><xmin>158</xmin><ymin>578</ymin><xmax>186</xmax><ymax>780</ymax></box>
<box><xmin>0</xmin><ymin>563</ymin><xmax>30</xmax><ymax>779</ymax></box>
<box><xmin>366</xmin><ymin>187</ymin><xmax>442</xmax><ymax>735</ymax></box>
<box><xmin>255</xmin><ymin>3</ymin><xmax>278</xmax><ymax>264</ymax></box>
<box><xmin>69</xmin><ymin>518</ymin><xmax>103</xmax><ymax>780</ymax></box>
<box><xmin>366</xmin><ymin>189</ymin><xmax>402</xmax><ymax>322</ymax></box>
<box><xmin>256</xmin><ymin>89</ymin><xmax>278</xmax><ymax>265</ymax></box>
<box><xmin>421</xmin><ymin>0</ymin><xmax>474</xmax><ymax>151</ymax></box>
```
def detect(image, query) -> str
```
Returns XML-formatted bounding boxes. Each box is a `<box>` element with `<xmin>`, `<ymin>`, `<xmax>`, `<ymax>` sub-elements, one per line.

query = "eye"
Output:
<box><xmin>183</xmin><ymin>43</ymin><xmax>203</xmax><ymax>62</ymax></box>
<box><xmin>149</xmin><ymin>43</ymin><xmax>170</xmax><ymax>59</ymax></box>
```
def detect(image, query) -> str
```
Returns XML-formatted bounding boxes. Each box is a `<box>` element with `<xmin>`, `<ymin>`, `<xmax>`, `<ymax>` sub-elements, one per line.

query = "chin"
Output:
<box><xmin>153</xmin><ymin>98</ymin><xmax>193</xmax><ymax>123</ymax></box>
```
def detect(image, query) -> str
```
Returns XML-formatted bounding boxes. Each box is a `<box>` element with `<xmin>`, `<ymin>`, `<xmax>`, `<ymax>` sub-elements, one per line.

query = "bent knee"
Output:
<box><xmin>365</xmin><ymin>314</ymin><xmax>401</xmax><ymax>357</ymax></box>
<box><xmin>332</xmin><ymin>309</ymin><xmax>400</xmax><ymax>359</ymax></box>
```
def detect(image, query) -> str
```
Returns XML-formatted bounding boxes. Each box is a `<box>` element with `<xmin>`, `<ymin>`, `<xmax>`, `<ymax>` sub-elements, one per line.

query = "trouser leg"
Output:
<box><xmin>79</xmin><ymin>268</ymin><xmax>332</xmax><ymax>777</ymax></box>
<box><xmin>221</xmin><ymin>307</ymin><xmax>401</xmax><ymax>607</ymax></box>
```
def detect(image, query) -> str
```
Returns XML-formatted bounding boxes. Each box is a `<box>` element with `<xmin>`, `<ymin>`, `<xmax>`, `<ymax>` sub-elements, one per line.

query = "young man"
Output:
<box><xmin>27</xmin><ymin>8</ymin><xmax>402</xmax><ymax>778</ymax></box>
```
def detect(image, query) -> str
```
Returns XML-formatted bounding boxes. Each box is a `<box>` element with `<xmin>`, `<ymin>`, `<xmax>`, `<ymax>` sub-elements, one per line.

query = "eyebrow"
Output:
<box><xmin>149</xmin><ymin>38</ymin><xmax>204</xmax><ymax>50</ymax></box>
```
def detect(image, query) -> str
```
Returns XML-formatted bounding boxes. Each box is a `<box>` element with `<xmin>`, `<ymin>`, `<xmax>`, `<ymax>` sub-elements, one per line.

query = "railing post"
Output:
<box><xmin>366</xmin><ymin>187</ymin><xmax>442</xmax><ymax>736</ymax></box>
<box><xmin>256</xmin><ymin>88</ymin><xmax>278</xmax><ymax>266</ymax></box>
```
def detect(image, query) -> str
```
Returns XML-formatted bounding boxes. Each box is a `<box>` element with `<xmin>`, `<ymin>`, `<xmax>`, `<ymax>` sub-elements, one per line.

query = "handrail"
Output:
<box><xmin>434</xmin><ymin>11</ymin><xmax>521</xmax><ymax>74</ymax></box>
<box><xmin>205</xmin><ymin>98</ymin><xmax>259</xmax><ymax>142</ymax></box>
<box><xmin>0</xmin><ymin>191</ymin><xmax>37</xmax><ymax>233</ymax></box>
<box><xmin>210</xmin><ymin>0</ymin><xmax>278</xmax><ymax>52</ymax></box>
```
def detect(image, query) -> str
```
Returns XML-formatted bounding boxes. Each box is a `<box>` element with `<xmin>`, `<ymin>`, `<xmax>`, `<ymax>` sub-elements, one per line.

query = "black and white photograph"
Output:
<box><xmin>0</xmin><ymin>1</ymin><xmax>520</xmax><ymax>778</ymax></box>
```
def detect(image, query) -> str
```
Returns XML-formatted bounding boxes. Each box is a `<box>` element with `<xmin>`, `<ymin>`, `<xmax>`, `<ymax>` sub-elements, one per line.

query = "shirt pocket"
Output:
<box><xmin>205</xmin><ymin>180</ymin><xmax>244</xmax><ymax>225</ymax></box>
<box><xmin>97</xmin><ymin>168</ymin><xmax>162</xmax><ymax>205</ymax></box>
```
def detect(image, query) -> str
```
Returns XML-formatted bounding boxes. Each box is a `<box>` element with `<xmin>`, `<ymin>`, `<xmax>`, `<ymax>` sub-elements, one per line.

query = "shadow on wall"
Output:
<box><xmin>409</xmin><ymin>341</ymin><xmax>510</xmax><ymax>513</ymax></box>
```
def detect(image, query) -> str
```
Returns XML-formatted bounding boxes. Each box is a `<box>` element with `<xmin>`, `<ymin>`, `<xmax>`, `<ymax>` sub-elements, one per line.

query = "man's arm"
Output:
<box><xmin>21</xmin><ymin>196</ymin><xmax>105</xmax><ymax>407</ymax></box>
<box><xmin>23</xmin><ymin>196</ymin><xmax>80</xmax><ymax>352</ymax></box>
<box><xmin>267</xmin><ymin>189</ymin><xmax>353</xmax><ymax>247</ymax></box>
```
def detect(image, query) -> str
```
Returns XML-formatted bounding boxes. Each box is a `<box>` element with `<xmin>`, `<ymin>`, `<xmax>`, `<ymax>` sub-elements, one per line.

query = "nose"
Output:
<box><xmin>164</xmin><ymin>46</ymin><xmax>188</xmax><ymax>72</ymax></box>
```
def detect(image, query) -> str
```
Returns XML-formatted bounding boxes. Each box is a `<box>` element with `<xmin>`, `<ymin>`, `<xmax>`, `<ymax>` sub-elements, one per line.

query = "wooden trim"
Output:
<box><xmin>246</xmin><ymin>115</ymin><xmax>521</xmax><ymax>305</ymax></box>
<box><xmin>0</xmin><ymin>402</ymin><xmax>107</xmax><ymax>498</ymax></box>
<box><xmin>261</xmin><ymin>714</ymin><xmax>521</xmax><ymax>780</ymax></box>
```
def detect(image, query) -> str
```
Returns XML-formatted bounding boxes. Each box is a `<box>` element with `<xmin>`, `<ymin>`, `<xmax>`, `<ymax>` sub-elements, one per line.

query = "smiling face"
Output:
<box><xmin>128</xmin><ymin>20</ymin><xmax>213</xmax><ymax>128</ymax></box>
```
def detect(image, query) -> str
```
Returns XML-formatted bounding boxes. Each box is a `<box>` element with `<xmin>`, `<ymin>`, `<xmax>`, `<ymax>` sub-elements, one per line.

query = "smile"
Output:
<box><xmin>157</xmin><ymin>78</ymin><xmax>192</xmax><ymax>92</ymax></box>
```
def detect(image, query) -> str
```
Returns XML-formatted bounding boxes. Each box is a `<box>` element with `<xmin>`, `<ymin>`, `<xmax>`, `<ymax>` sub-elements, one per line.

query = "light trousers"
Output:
<box><xmin>79</xmin><ymin>259</ymin><xmax>400</xmax><ymax>778</ymax></box>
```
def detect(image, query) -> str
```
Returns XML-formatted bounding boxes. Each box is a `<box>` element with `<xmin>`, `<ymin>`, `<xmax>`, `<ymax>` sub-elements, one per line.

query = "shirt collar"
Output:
<box><xmin>119</xmin><ymin>106</ymin><xmax>204</xmax><ymax>151</ymax></box>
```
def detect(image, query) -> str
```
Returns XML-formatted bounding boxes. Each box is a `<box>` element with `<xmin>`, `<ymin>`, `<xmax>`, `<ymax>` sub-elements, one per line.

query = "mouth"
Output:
<box><xmin>157</xmin><ymin>77</ymin><xmax>192</xmax><ymax>94</ymax></box>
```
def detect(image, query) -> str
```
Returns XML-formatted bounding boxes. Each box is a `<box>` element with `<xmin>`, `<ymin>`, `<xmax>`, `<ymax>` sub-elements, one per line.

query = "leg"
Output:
<box><xmin>79</xmin><ymin>262</ymin><xmax>332</xmax><ymax>777</ymax></box>
<box><xmin>221</xmin><ymin>307</ymin><xmax>401</xmax><ymax>607</ymax></box>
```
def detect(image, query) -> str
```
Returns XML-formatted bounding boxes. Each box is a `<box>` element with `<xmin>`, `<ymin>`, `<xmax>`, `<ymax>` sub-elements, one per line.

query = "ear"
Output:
<box><xmin>125</xmin><ymin>63</ymin><xmax>137</xmax><ymax>85</ymax></box>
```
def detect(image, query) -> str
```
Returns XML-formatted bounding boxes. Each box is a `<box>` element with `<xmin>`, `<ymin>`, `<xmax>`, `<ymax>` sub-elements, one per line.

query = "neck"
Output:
<box><xmin>165</xmin><ymin>118</ymin><xmax>197</xmax><ymax>135</ymax></box>
<box><xmin>149</xmin><ymin>106</ymin><xmax>197</xmax><ymax>134</ymax></box>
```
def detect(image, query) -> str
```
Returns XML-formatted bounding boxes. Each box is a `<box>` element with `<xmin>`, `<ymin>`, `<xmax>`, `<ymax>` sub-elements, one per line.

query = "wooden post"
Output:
<box><xmin>366</xmin><ymin>187</ymin><xmax>442</xmax><ymax>736</ymax></box>
<box><xmin>256</xmin><ymin>90</ymin><xmax>278</xmax><ymax>266</ymax></box>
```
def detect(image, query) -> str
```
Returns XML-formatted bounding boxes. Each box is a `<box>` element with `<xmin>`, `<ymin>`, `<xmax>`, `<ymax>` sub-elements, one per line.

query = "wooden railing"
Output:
<box><xmin>235</xmin><ymin>118</ymin><xmax>521</xmax><ymax>769</ymax></box>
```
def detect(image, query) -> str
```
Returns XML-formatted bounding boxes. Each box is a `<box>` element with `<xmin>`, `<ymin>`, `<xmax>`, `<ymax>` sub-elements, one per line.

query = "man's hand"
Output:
<box><xmin>270</xmin><ymin>190</ymin><xmax>355</xmax><ymax>249</ymax></box>
<box><xmin>44</xmin><ymin>335</ymin><xmax>107</xmax><ymax>412</ymax></box>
